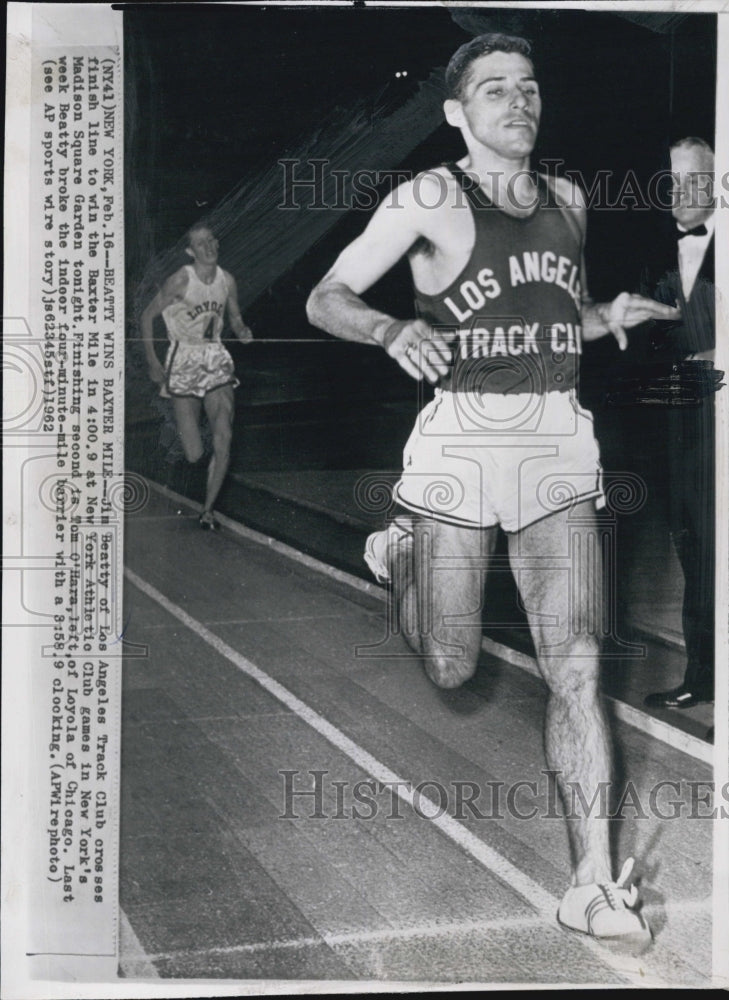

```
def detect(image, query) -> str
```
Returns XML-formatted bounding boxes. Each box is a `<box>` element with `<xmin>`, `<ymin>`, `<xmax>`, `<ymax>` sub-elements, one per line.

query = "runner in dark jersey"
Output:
<box><xmin>141</xmin><ymin>225</ymin><xmax>253</xmax><ymax>529</ymax></box>
<box><xmin>416</xmin><ymin>166</ymin><xmax>583</xmax><ymax>396</ymax></box>
<box><xmin>307</xmin><ymin>32</ymin><xmax>679</xmax><ymax>953</ymax></box>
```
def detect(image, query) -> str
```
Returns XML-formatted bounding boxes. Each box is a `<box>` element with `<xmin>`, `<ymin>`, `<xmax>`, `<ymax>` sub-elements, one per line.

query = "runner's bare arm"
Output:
<box><xmin>225</xmin><ymin>273</ymin><xmax>253</xmax><ymax>343</ymax></box>
<box><xmin>548</xmin><ymin>177</ymin><xmax>682</xmax><ymax>351</ymax></box>
<box><xmin>555</xmin><ymin>181</ymin><xmax>683</xmax><ymax>349</ymax></box>
<box><xmin>583</xmin><ymin>293</ymin><xmax>681</xmax><ymax>350</ymax></box>
<box><xmin>140</xmin><ymin>268</ymin><xmax>189</xmax><ymax>382</ymax></box>
<box><xmin>306</xmin><ymin>178</ymin><xmax>453</xmax><ymax>383</ymax></box>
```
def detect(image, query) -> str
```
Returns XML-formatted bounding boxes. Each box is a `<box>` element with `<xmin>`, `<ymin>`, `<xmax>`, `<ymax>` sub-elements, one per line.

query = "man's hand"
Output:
<box><xmin>382</xmin><ymin>319</ymin><xmax>454</xmax><ymax>383</ymax></box>
<box><xmin>148</xmin><ymin>358</ymin><xmax>166</xmax><ymax>384</ymax></box>
<box><xmin>604</xmin><ymin>292</ymin><xmax>681</xmax><ymax>351</ymax></box>
<box><xmin>233</xmin><ymin>321</ymin><xmax>253</xmax><ymax>344</ymax></box>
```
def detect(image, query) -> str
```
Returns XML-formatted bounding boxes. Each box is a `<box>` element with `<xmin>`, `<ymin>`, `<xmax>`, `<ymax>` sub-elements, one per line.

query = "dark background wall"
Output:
<box><xmin>124</xmin><ymin>5</ymin><xmax>716</xmax><ymax>298</ymax></box>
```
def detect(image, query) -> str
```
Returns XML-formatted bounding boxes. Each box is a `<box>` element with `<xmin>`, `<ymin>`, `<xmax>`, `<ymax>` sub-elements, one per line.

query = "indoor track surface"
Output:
<box><xmin>118</xmin><ymin>485</ymin><xmax>714</xmax><ymax>987</ymax></box>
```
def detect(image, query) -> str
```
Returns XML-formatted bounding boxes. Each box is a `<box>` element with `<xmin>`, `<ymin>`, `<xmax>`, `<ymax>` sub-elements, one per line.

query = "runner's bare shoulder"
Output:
<box><xmin>544</xmin><ymin>174</ymin><xmax>587</xmax><ymax>235</ymax></box>
<box><xmin>353</xmin><ymin>169</ymin><xmax>452</xmax><ymax>252</ymax></box>
<box><xmin>394</xmin><ymin>166</ymin><xmax>464</xmax><ymax>243</ymax></box>
<box><xmin>162</xmin><ymin>265</ymin><xmax>191</xmax><ymax>301</ymax></box>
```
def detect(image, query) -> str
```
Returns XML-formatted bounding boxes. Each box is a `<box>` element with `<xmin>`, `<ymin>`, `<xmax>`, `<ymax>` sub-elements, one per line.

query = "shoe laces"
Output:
<box><xmin>601</xmin><ymin>857</ymin><xmax>639</xmax><ymax>910</ymax></box>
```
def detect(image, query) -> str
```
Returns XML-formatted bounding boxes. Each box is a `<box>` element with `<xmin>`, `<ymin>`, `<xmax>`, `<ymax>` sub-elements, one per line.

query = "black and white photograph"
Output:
<box><xmin>3</xmin><ymin>1</ymin><xmax>728</xmax><ymax>994</ymax></box>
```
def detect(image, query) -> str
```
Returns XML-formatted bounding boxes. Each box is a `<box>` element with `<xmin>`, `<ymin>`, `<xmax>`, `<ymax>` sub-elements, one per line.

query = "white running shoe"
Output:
<box><xmin>363</xmin><ymin>517</ymin><xmax>413</xmax><ymax>584</ymax></box>
<box><xmin>557</xmin><ymin>858</ymin><xmax>652</xmax><ymax>955</ymax></box>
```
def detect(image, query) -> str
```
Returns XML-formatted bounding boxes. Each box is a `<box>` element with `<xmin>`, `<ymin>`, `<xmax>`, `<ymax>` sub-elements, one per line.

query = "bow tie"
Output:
<box><xmin>677</xmin><ymin>223</ymin><xmax>708</xmax><ymax>240</ymax></box>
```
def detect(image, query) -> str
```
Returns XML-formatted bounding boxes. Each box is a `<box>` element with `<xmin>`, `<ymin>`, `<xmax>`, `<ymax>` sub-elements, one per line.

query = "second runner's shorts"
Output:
<box><xmin>161</xmin><ymin>342</ymin><xmax>240</xmax><ymax>398</ymax></box>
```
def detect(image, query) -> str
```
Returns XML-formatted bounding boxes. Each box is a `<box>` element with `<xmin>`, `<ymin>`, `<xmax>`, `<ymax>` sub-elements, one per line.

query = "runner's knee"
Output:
<box><xmin>539</xmin><ymin>641</ymin><xmax>600</xmax><ymax>700</ymax></box>
<box><xmin>182</xmin><ymin>440</ymin><xmax>204</xmax><ymax>463</ymax></box>
<box><xmin>425</xmin><ymin>651</ymin><xmax>477</xmax><ymax>689</ymax></box>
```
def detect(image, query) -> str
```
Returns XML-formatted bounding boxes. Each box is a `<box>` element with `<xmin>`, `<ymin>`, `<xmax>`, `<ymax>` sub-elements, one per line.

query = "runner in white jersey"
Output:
<box><xmin>142</xmin><ymin>225</ymin><xmax>253</xmax><ymax>529</ymax></box>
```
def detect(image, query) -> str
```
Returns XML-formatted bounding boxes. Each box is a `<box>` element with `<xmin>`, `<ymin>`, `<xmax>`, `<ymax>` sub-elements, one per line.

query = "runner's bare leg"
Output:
<box><xmin>172</xmin><ymin>396</ymin><xmax>204</xmax><ymax>462</ymax></box>
<box><xmin>201</xmin><ymin>384</ymin><xmax>235</xmax><ymax>514</ymax></box>
<box><xmin>508</xmin><ymin>500</ymin><xmax>612</xmax><ymax>885</ymax></box>
<box><xmin>395</xmin><ymin>517</ymin><xmax>497</xmax><ymax>686</ymax></box>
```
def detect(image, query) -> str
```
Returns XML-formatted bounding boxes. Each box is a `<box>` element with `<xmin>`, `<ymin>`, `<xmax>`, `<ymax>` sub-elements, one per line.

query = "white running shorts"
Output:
<box><xmin>393</xmin><ymin>389</ymin><xmax>604</xmax><ymax>532</ymax></box>
<box><xmin>161</xmin><ymin>342</ymin><xmax>239</xmax><ymax>398</ymax></box>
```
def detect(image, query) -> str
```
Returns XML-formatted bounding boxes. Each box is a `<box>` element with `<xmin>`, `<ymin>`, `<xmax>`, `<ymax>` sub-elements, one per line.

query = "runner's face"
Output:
<box><xmin>453</xmin><ymin>51</ymin><xmax>540</xmax><ymax>160</ymax></box>
<box><xmin>670</xmin><ymin>146</ymin><xmax>714</xmax><ymax>229</ymax></box>
<box><xmin>188</xmin><ymin>229</ymin><xmax>219</xmax><ymax>266</ymax></box>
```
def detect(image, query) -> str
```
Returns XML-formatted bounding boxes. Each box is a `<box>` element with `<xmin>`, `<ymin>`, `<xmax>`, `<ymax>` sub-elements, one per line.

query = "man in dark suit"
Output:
<box><xmin>643</xmin><ymin>137</ymin><xmax>716</xmax><ymax>728</ymax></box>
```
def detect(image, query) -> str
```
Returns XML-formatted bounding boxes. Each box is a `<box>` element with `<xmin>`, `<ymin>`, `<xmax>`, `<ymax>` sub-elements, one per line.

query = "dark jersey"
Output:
<box><xmin>414</xmin><ymin>164</ymin><xmax>584</xmax><ymax>394</ymax></box>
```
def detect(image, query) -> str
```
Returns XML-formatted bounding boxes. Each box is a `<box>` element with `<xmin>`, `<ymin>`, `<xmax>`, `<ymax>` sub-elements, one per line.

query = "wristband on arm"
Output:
<box><xmin>382</xmin><ymin>320</ymin><xmax>403</xmax><ymax>352</ymax></box>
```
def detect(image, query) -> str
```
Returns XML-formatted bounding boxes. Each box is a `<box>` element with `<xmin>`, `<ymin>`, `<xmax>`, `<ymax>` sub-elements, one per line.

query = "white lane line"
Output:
<box><xmin>141</xmin><ymin>479</ymin><xmax>711</xmax><ymax>766</ymax></box>
<box><xmin>119</xmin><ymin>907</ymin><xmax>159</xmax><ymax>979</ymax></box>
<box><xmin>200</xmin><ymin>614</ymin><xmax>350</xmax><ymax>626</ymax></box>
<box><xmin>124</xmin><ymin>567</ymin><xmax>672</xmax><ymax>986</ymax></box>
<box><xmin>119</xmin><ymin>614</ymin><xmax>351</xmax><ymax>633</ymax></box>
<box><xmin>479</xmin><ymin>638</ymin><xmax>713</xmax><ymax>767</ymax></box>
<box><xmin>137</xmin><ymin>915</ymin><xmax>550</xmax><ymax>963</ymax></box>
<box><xmin>129</xmin><ymin>898</ymin><xmax>711</xmax><ymax>982</ymax></box>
